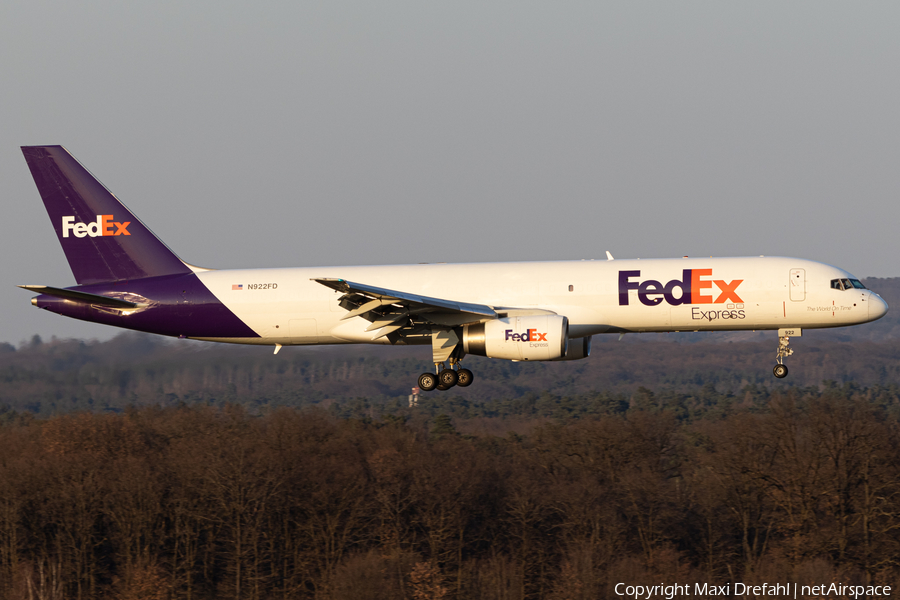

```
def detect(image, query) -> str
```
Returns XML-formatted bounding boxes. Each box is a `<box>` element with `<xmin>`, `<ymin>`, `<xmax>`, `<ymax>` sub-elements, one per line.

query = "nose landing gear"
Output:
<box><xmin>773</xmin><ymin>328</ymin><xmax>800</xmax><ymax>379</ymax></box>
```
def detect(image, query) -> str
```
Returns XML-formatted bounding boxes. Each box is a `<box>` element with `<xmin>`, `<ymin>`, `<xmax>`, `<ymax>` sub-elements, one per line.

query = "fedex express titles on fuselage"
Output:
<box><xmin>191</xmin><ymin>257</ymin><xmax>879</xmax><ymax>340</ymax></box>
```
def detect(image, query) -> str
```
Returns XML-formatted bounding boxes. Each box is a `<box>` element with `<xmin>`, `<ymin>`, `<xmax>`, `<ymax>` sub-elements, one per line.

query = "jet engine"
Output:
<box><xmin>462</xmin><ymin>315</ymin><xmax>568</xmax><ymax>361</ymax></box>
<box><xmin>553</xmin><ymin>335</ymin><xmax>591</xmax><ymax>361</ymax></box>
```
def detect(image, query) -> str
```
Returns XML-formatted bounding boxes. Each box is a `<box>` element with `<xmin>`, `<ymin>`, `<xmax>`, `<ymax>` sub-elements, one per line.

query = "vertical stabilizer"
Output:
<box><xmin>22</xmin><ymin>146</ymin><xmax>192</xmax><ymax>284</ymax></box>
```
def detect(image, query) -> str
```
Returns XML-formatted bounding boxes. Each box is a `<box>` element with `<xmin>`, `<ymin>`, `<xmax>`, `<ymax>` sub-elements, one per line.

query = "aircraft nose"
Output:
<box><xmin>869</xmin><ymin>292</ymin><xmax>889</xmax><ymax>321</ymax></box>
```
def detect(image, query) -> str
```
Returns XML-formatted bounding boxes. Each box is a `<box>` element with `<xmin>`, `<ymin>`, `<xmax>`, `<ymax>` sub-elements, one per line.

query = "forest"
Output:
<box><xmin>2</xmin><ymin>393</ymin><xmax>900</xmax><ymax>599</ymax></box>
<box><xmin>0</xmin><ymin>278</ymin><xmax>899</xmax><ymax>599</ymax></box>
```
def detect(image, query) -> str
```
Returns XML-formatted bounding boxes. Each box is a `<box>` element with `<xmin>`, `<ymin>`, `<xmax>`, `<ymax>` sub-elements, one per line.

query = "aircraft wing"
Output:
<box><xmin>313</xmin><ymin>278</ymin><xmax>498</xmax><ymax>339</ymax></box>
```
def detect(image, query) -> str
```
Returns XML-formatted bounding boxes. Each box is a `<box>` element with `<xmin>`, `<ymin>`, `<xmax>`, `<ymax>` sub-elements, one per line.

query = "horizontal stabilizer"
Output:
<box><xmin>18</xmin><ymin>285</ymin><xmax>140</xmax><ymax>309</ymax></box>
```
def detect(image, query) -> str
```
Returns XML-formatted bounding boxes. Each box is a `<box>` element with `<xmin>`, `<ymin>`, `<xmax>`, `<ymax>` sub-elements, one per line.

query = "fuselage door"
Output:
<box><xmin>789</xmin><ymin>269</ymin><xmax>806</xmax><ymax>302</ymax></box>
<box><xmin>290</xmin><ymin>318</ymin><xmax>319</xmax><ymax>344</ymax></box>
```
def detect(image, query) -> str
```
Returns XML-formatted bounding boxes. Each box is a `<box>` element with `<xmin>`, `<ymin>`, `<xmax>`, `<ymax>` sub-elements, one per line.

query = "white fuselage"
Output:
<box><xmin>191</xmin><ymin>256</ymin><xmax>886</xmax><ymax>346</ymax></box>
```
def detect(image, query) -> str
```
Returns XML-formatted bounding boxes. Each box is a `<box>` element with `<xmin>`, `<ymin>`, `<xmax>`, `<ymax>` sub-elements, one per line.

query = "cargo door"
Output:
<box><xmin>789</xmin><ymin>269</ymin><xmax>806</xmax><ymax>302</ymax></box>
<box><xmin>290</xmin><ymin>318</ymin><xmax>319</xmax><ymax>344</ymax></box>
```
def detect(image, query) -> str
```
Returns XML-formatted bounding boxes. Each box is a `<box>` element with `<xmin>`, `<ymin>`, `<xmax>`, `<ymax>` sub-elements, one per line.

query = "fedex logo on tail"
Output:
<box><xmin>505</xmin><ymin>329</ymin><xmax>548</xmax><ymax>342</ymax></box>
<box><xmin>62</xmin><ymin>216</ymin><xmax>131</xmax><ymax>238</ymax></box>
<box><xmin>619</xmin><ymin>270</ymin><xmax>743</xmax><ymax>306</ymax></box>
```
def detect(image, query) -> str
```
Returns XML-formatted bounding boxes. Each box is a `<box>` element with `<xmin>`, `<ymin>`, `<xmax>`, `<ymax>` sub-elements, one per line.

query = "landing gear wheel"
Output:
<box><xmin>439</xmin><ymin>369</ymin><xmax>458</xmax><ymax>387</ymax></box>
<box><xmin>773</xmin><ymin>364</ymin><xmax>788</xmax><ymax>379</ymax></box>
<box><xmin>418</xmin><ymin>372</ymin><xmax>437</xmax><ymax>391</ymax></box>
<box><xmin>436</xmin><ymin>382</ymin><xmax>451</xmax><ymax>391</ymax></box>
<box><xmin>456</xmin><ymin>368</ymin><xmax>474</xmax><ymax>387</ymax></box>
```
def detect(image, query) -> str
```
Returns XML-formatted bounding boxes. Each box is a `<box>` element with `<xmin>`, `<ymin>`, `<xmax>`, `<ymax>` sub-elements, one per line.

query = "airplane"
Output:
<box><xmin>19</xmin><ymin>145</ymin><xmax>888</xmax><ymax>391</ymax></box>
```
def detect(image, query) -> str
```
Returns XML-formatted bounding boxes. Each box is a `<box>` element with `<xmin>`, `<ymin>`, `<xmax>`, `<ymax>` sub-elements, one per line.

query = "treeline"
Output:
<box><xmin>1</xmin><ymin>392</ymin><xmax>900</xmax><ymax>599</ymax></box>
<box><xmin>4</xmin><ymin>331</ymin><xmax>900</xmax><ymax>419</ymax></box>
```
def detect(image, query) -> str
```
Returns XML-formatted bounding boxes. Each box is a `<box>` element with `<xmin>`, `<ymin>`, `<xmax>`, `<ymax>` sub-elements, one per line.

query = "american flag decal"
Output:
<box><xmin>232</xmin><ymin>284</ymin><xmax>243</xmax><ymax>290</ymax></box>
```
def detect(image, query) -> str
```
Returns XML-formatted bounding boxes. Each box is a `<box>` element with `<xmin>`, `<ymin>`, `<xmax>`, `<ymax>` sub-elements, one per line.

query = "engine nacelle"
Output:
<box><xmin>462</xmin><ymin>315</ymin><xmax>568</xmax><ymax>361</ymax></box>
<box><xmin>552</xmin><ymin>335</ymin><xmax>592</xmax><ymax>361</ymax></box>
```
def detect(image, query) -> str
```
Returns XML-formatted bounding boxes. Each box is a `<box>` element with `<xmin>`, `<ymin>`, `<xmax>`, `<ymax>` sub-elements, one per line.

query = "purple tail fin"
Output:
<box><xmin>22</xmin><ymin>146</ymin><xmax>193</xmax><ymax>284</ymax></box>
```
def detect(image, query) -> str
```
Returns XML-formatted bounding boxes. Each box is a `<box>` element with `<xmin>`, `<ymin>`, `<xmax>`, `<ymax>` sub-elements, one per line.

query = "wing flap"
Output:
<box><xmin>341</xmin><ymin>297</ymin><xmax>400</xmax><ymax>321</ymax></box>
<box><xmin>365</xmin><ymin>312</ymin><xmax>409</xmax><ymax>332</ymax></box>
<box><xmin>371</xmin><ymin>323</ymin><xmax>406</xmax><ymax>340</ymax></box>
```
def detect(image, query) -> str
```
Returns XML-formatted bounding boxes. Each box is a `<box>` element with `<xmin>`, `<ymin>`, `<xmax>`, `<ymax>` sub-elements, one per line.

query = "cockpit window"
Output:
<box><xmin>830</xmin><ymin>278</ymin><xmax>867</xmax><ymax>291</ymax></box>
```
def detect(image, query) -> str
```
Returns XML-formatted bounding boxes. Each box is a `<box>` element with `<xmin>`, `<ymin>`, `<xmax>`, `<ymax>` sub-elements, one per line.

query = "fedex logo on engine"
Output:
<box><xmin>505</xmin><ymin>329</ymin><xmax>548</xmax><ymax>342</ymax></box>
<box><xmin>62</xmin><ymin>215</ymin><xmax>131</xmax><ymax>238</ymax></box>
<box><xmin>619</xmin><ymin>269</ymin><xmax>743</xmax><ymax>306</ymax></box>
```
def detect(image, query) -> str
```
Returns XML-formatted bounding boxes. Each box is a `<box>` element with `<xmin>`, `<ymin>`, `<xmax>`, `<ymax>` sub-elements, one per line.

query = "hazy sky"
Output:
<box><xmin>2</xmin><ymin>2</ymin><xmax>899</xmax><ymax>345</ymax></box>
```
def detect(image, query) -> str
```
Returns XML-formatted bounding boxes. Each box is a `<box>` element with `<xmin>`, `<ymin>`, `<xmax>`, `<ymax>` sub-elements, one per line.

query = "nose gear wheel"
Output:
<box><xmin>773</xmin><ymin>329</ymin><xmax>799</xmax><ymax>379</ymax></box>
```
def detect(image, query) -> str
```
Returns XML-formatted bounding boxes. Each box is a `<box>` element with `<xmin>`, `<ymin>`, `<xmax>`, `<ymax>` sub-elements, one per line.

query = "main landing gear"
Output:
<box><xmin>773</xmin><ymin>328</ymin><xmax>800</xmax><ymax>379</ymax></box>
<box><xmin>417</xmin><ymin>329</ymin><xmax>475</xmax><ymax>392</ymax></box>
<box><xmin>418</xmin><ymin>361</ymin><xmax>474</xmax><ymax>392</ymax></box>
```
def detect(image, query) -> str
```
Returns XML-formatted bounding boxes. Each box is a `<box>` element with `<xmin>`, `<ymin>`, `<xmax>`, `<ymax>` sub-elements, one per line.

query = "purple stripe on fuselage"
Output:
<box><xmin>33</xmin><ymin>273</ymin><xmax>259</xmax><ymax>339</ymax></box>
